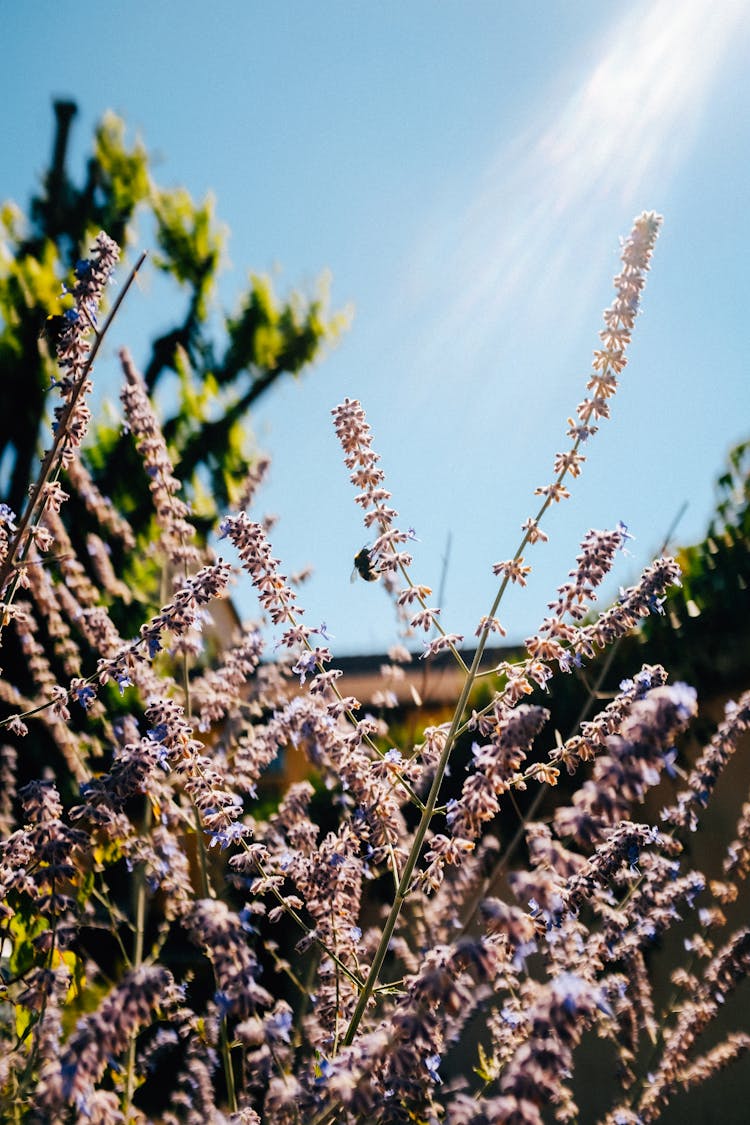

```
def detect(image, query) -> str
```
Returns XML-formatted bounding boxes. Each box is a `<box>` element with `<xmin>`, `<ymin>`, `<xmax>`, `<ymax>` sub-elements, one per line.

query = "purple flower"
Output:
<box><xmin>670</xmin><ymin>682</ymin><xmax>698</xmax><ymax>721</ymax></box>
<box><xmin>152</xmin><ymin>744</ymin><xmax>170</xmax><ymax>772</ymax></box>
<box><xmin>238</xmin><ymin>907</ymin><xmax>257</xmax><ymax>934</ymax></box>
<box><xmin>214</xmin><ymin>990</ymin><xmax>234</xmax><ymax>1016</ymax></box>
<box><xmin>662</xmin><ymin>747</ymin><xmax>678</xmax><ymax>778</ymax></box>
<box><xmin>425</xmin><ymin>1054</ymin><xmax>442</xmax><ymax>1084</ymax></box>
<box><xmin>551</xmin><ymin>971</ymin><xmax>588</xmax><ymax>1015</ymax></box>
<box><xmin>315</xmin><ymin>1057</ymin><xmax>334</xmax><ymax>1085</ymax></box>
<box><xmin>73</xmin><ymin>684</ymin><xmax>97</xmax><ymax>710</ymax></box>
<box><xmin>292</xmin><ymin>650</ymin><xmax>318</xmax><ymax>684</ymax></box>
<box><xmin>115</xmin><ymin>672</ymin><xmax>133</xmax><ymax>695</ymax></box>
<box><xmin>0</xmin><ymin>503</ymin><xmax>17</xmax><ymax>531</ymax></box>
<box><xmin>208</xmin><ymin>822</ymin><xmax>248</xmax><ymax>850</ymax></box>
<box><xmin>501</xmin><ymin>1006</ymin><xmax>524</xmax><ymax>1028</ymax></box>
<box><xmin>266</xmin><ymin>1006</ymin><xmax>293</xmax><ymax>1043</ymax></box>
<box><xmin>616</xmin><ymin>520</ymin><xmax>635</xmax><ymax>549</ymax></box>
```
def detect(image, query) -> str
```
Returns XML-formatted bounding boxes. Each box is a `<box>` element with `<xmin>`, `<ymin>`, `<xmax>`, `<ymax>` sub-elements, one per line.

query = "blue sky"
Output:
<box><xmin>2</xmin><ymin>1</ymin><xmax>750</xmax><ymax>656</ymax></box>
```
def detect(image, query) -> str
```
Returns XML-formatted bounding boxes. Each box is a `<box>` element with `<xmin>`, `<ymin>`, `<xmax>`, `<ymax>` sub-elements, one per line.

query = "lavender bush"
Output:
<box><xmin>0</xmin><ymin>216</ymin><xmax>748</xmax><ymax>1124</ymax></box>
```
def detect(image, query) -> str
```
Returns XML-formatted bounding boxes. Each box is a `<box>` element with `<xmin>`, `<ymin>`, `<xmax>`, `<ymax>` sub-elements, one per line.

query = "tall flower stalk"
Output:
<box><xmin>341</xmin><ymin>211</ymin><xmax>663</xmax><ymax>1043</ymax></box>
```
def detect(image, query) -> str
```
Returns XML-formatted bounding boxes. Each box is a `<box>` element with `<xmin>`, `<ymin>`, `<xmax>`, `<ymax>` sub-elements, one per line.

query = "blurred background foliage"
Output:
<box><xmin>642</xmin><ymin>437</ymin><xmax>750</xmax><ymax>693</ymax></box>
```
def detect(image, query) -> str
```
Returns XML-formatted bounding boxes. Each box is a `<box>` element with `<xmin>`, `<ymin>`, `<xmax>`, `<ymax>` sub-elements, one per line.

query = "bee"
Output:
<box><xmin>351</xmin><ymin>546</ymin><xmax>379</xmax><ymax>583</ymax></box>
<box><xmin>38</xmin><ymin>314</ymin><xmax>69</xmax><ymax>349</ymax></box>
<box><xmin>39</xmin><ymin>308</ymin><xmax>78</xmax><ymax>350</ymax></box>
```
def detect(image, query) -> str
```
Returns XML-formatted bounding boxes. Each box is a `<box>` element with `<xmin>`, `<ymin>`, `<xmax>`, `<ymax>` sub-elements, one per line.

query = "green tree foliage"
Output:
<box><xmin>639</xmin><ymin>437</ymin><xmax>750</xmax><ymax>693</ymax></box>
<box><xmin>0</xmin><ymin>100</ymin><xmax>349</xmax><ymax>529</ymax></box>
<box><xmin>0</xmin><ymin>101</ymin><xmax>348</xmax><ymax>790</ymax></box>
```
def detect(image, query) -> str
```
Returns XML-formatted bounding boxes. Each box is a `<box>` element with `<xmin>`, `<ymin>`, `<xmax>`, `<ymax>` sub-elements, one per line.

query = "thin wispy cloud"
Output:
<box><xmin>402</xmin><ymin>0</ymin><xmax>749</xmax><ymax>375</ymax></box>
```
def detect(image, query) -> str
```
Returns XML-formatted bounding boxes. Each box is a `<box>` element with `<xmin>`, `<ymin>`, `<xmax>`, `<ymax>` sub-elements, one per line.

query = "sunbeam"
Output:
<box><xmin>403</xmin><ymin>0</ymin><xmax>749</xmax><ymax>373</ymax></box>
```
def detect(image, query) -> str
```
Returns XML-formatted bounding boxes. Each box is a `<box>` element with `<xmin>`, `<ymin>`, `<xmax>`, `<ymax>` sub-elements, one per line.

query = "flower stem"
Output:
<box><xmin>124</xmin><ymin>800</ymin><xmax>152</xmax><ymax>1117</ymax></box>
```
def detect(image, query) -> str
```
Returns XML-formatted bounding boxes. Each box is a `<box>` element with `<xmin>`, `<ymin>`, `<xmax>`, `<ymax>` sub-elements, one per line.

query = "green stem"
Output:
<box><xmin>124</xmin><ymin>801</ymin><xmax>152</xmax><ymax>1117</ymax></box>
<box><xmin>219</xmin><ymin>1019</ymin><xmax>238</xmax><ymax>1113</ymax></box>
<box><xmin>342</xmin><ymin>639</ymin><xmax>487</xmax><ymax>1045</ymax></box>
<box><xmin>184</xmin><ymin>650</ymin><xmax>213</xmax><ymax>904</ymax></box>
